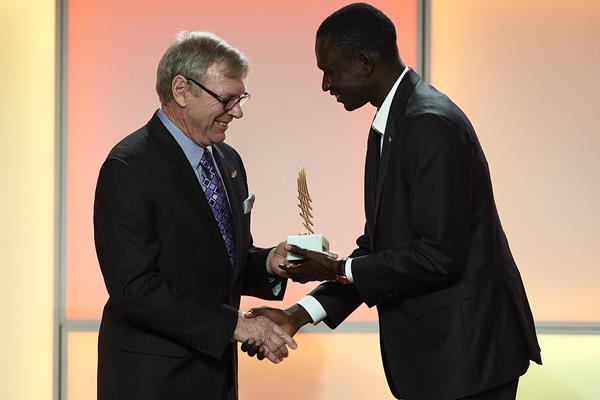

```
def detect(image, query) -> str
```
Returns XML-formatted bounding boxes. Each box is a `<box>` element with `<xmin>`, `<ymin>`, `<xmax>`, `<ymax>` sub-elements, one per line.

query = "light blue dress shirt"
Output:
<box><xmin>156</xmin><ymin>109</ymin><xmax>282</xmax><ymax>294</ymax></box>
<box><xmin>157</xmin><ymin>109</ymin><xmax>231</xmax><ymax>207</ymax></box>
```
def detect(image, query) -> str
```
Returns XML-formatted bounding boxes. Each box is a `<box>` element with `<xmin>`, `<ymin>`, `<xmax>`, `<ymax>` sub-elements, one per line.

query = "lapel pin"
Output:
<box><xmin>230</xmin><ymin>169</ymin><xmax>238</xmax><ymax>178</ymax></box>
<box><xmin>388</xmin><ymin>136</ymin><xmax>393</xmax><ymax>143</ymax></box>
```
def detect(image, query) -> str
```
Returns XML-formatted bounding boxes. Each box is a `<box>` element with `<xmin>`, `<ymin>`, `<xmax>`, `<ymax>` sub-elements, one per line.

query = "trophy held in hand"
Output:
<box><xmin>287</xmin><ymin>167</ymin><xmax>330</xmax><ymax>263</ymax></box>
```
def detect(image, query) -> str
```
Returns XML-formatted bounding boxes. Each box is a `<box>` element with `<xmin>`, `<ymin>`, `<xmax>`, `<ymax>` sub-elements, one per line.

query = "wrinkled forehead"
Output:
<box><xmin>203</xmin><ymin>62</ymin><xmax>245</xmax><ymax>80</ymax></box>
<box><xmin>203</xmin><ymin>63</ymin><xmax>247</xmax><ymax>95</ymax></box>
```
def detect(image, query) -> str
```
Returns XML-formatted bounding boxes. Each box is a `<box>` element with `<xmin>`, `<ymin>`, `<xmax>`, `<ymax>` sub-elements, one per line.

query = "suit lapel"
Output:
<box><xmin>212</xmin><ymin>145</ymin><xmax>244</xmax><ymax>281</ymax></box>
<box><xmin>147</xmin><ymin>113</ymin><xmax>214</xmax><ymax>220</ymax></box>
<box><xmin>148</xmin><ymin>114</ymin><xmax>236</xmax><ymax>278</ymax></box>
<box><xmin>372</xmin><ymin>70</ymin><xmax>421</xmax><ymax>232</ymax></box>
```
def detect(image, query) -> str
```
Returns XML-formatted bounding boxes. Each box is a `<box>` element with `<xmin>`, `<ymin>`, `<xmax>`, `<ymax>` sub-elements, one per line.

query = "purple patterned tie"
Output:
<box><xmin>199</xmin><ymin>149</ymin><xmax>235</xmax><ymax>266</ymax></box>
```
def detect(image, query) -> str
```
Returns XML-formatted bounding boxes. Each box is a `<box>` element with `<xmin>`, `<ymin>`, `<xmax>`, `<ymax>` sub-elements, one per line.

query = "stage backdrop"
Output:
<box><xmin>429</xmin><ymin>0</ymin><xmax>600</xmax><ymax>322</ymax></box>
<box><xmin>63</xmin><ymin>1</ymin><xmax>416</xmax><ymax>399</ymax></box>
<box><xmin>57</xmin><ymin>0</ymin><xmax>600</xmax><ymax>399</ymax></box>
<box><xmin>65</xmin><ymin>0</ymin><xmax>417</xmax><ymax>321</ymax></box>
<box><xmin>0</xmin><ymin>0</ymin><xmax>55</xmax><ymax>399</ymax></box>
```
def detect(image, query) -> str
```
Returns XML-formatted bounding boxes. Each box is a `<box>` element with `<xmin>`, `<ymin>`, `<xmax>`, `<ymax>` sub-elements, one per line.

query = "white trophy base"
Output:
<box><xmin>287</xmin><ymin>234</ymin><xmax>330</xmax><ymax>262</ymax></box>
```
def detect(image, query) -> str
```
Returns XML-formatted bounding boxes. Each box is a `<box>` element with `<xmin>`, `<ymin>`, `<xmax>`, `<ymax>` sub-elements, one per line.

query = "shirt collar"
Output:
<box><xmin>371</xmin><ymin>66</ymin><xmax>410</xmax><ymax>135</ymax></box>
<box><xmin>157</xmin><ymin>108</ymin><xmax>209</xmax><ymax>169</ymax></box>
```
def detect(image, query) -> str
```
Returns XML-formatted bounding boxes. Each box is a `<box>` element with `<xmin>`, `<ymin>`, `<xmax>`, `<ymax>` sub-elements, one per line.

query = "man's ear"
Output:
<box><xmin>358</xmin><ymin>53</ymin><xmax>375</xmax><ymax>76</ymax></box>
<box><xmin>171</xmin><ymin>75</ymin><xmax>189</xmax><ymax>107</ymax></box>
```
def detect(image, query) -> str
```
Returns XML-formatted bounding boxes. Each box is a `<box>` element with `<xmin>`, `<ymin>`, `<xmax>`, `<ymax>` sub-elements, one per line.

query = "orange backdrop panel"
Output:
<box><xmin>65</xmin><ymin>0</ymin><xmax>417</xmax><ymax>320</ymax></box>
<box><xmin>430</xmin><ymin>0</ymin><xmax>600</xmax><ymax>321</ymax></box>
<box><xmin>65</xmin><ymin>331</ymin><xmax>600</xmax><ymax>399</ymax></box>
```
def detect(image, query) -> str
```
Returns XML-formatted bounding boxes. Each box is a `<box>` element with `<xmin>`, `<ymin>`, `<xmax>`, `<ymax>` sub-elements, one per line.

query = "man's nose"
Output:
<box><xmin>228</xmin><ymin>103</ymin><xmax>243</xmax><ymax>118</ymax></box>
<box><xmin>321</xmin><ymin>75</ymin><xmax>330</xmax><ymax>92</ymax></box>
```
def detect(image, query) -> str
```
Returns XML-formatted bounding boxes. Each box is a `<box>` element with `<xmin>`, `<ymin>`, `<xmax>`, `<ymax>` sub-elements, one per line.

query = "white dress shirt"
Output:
<box><xmin>298</xmin><ymin>67</ymin><xmax>410</xmax><ymax>324</ymax></box>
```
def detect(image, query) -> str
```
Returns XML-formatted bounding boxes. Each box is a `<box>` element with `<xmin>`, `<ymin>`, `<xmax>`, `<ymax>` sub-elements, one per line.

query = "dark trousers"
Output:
<box><xmin>458</xmin><ymin>379</ymin><xmax>519</xmax><ymax>400</ymax></box>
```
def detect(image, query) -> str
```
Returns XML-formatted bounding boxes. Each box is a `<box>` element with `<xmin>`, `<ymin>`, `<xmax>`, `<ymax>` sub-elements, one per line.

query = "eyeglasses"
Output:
<box><xmin>185</xmin><ymin>76</ymin><xmax>250</xmax><ymax>111</ymax></box>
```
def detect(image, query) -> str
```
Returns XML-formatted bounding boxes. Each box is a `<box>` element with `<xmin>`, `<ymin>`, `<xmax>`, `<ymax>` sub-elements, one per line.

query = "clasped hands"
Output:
<box><xmin>237</xmin><ymin>244</ymin><xmax>339</xmax><ymax>363</ymax></box>
<box><xmin>232</xmin><ymin>309</ymin><xmax>297</xmax><ymax>364</ymax></box>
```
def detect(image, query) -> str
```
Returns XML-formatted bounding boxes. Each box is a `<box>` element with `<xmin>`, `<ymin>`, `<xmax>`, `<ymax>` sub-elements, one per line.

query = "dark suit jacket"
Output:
<box><xmin>310</xmin><ymin>70</ymin><xmax>541</xmax><ymax>400</ymax></box>
<box><xmin>94</xmin><ymin>112</ymin><xmax>285</xmax><ymax>400</ymax></box>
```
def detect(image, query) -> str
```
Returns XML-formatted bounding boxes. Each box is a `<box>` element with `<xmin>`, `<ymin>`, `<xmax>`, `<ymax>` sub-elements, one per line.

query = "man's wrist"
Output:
<box><xmin>232</xmin><ymin>312</ymin><xmax>246</xmax><ymax>342</ymax></box>
<box><xmin>285</xmin><ymin>304</ymin><xmax>313</xmax><ymax>329</ymax></box>
<box><xmin>265</xmin><ymin>247</ymin><xmax>275</xmax><ymax>274</ymax></box>
<box><xmin>336</xmin><ymin>258</ymin><xmax>351</xmax><ymax>284</ymax></box>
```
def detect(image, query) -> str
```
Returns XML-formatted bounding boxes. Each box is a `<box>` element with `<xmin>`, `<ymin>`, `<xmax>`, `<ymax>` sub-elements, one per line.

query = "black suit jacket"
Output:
<box><xmin>94</xmin><ymin>112</ymin><xmax>285</xmax><ymax>400</ymax></box>
<box><xmin>310</xmin><ymin>70</ymin><xmax>541</xmax><ymax>400</ymax></box>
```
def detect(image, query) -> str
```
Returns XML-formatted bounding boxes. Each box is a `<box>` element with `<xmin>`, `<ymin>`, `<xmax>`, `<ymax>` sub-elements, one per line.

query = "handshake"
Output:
<box><xmin>233</xmin><ymin>243</ymin><xmax>340</xmax><ymax>364</ymax></box>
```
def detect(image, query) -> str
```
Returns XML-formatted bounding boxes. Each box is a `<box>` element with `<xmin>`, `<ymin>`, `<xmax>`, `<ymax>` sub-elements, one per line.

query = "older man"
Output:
<box><xmin>94</xmin><ymin>32</ymin><xmax>295</xmax><ymax>400</ymax></box>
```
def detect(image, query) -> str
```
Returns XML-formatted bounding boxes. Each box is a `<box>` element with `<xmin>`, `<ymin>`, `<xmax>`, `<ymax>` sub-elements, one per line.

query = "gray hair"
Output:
<box><xmin>156</xmin><ymin>31</ymin><xmax>248</xmax><ymax>104</ymax></box>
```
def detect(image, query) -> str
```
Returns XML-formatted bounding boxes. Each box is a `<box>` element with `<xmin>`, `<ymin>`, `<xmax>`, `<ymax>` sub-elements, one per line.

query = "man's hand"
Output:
<box><xmin>283</xmin><ymin>244</ymin><xmax>338</xmax><ymax>283</ymax></box>
<box><xmin>232</xmin><ymin>313</ymin><xmax>297</xmax><ymax>364</ymax></box>
<box><xmin>266</xmin><ymin>241</ymin><xmax>291</xmax><ymax>278</ymax></box>
<box><xmin>241</xmin><ymin>304</ymin><xmax>312</xmax><ymax>361</ymax></box>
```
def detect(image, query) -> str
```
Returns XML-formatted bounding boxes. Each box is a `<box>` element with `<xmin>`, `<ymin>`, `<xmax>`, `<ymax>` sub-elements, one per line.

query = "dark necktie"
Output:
<box><xmin>367</xmin><ymin>128</ymin><xmax>382</xmax><ymax>199</ymax></box>
<box><xmin>369</xmin><ymin>128</ymin><xmax>382</xmax><ymax>179</ymax></box>
<box><xmin>199</xmin><ymin>149</ymin><xmax>236</xmax><ymax>266</ymax></box>
<box><xmin>365</xmin><ymin>128</ymin><xmax>381</xmax><ymax>239</ymax></box>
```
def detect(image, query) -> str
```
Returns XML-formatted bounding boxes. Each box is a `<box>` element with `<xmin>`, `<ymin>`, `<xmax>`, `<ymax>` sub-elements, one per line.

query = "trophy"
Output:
<box><xmin>287</xmin><ymin>167</ymin><xmax>330</xmax><ymax>262</ymax></box>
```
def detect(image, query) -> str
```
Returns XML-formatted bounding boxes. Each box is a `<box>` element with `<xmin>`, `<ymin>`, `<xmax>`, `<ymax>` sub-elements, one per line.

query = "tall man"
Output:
<box><xmin>94</xmin><ymin>32</ymin><xmax>296</xmax><ymax>400</ymax></box>
<box><xmin>244</xmin><ymin>4</ymin><xmax>541</xmax><ymax>399</ymax></box>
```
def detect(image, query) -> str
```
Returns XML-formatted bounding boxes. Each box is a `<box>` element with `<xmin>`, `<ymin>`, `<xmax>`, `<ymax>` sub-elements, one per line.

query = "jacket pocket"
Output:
<box><xmin>121</xmin><ymin>328</ymin><xmax>187</xmax><ymax>359</ymax></box>
<box><xmin>402</xmin><ymin>280</ymin><xmax>472</xmax><ymax>320</ymax></box>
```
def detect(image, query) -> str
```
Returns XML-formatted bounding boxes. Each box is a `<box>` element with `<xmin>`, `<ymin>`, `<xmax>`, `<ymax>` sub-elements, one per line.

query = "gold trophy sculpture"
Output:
<box><xmin>287</xmin><ymin>167</ymin><xmax>330</xmax><ymax>262</ymax></box>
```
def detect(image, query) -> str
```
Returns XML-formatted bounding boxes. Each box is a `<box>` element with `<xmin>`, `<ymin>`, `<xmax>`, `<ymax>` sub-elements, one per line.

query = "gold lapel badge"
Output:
<box><xmin>230</xmin><ymin>169</ymin><xmax>238</xmax><ymax>179</ymax></box>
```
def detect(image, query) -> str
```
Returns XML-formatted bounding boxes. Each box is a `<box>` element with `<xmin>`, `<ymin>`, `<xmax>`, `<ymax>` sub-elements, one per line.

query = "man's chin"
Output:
<box><xmin>209</xmin><ymin>131</ymin><xmax>227</xmax><ymax>144</ymax></box>
<box><xmin>342</xmin><ymin>102</ymin><xmax>361</xmax><ymax>112</ymax></box>
<box><xmin>339</xmin><ymin>97</ymin><xmax>368</xmax><ymax>112</ymax></box>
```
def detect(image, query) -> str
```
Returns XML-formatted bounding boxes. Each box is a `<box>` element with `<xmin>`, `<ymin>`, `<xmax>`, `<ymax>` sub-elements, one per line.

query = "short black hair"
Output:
<box><xmin>317</xmin><ymin>3</ymin><xmax>399</xmax><ymax>64</ymax></box>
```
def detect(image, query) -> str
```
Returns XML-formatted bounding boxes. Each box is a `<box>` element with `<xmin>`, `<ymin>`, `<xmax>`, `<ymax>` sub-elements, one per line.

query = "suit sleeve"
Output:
<box><xmin>241</xmin><ymin>245</ymin><xmax>287</xmax><ymax>300</ymax></box>
<box><xmin>352</xmin><ymin>114</ymin><xmax>473</xmax><ymax>306</ymax></box>
<box><xmin>306</xmin><ymin>223</ymin><xmax>371</xmax><ymax>328</ymax></box>
<box><xmin>94</xmin><ymin>157</ymin><xmax>238</xmax><ymax>360</ymax></box>
<box><xmin>349</xmin><ymin>223</ymin><xmax>371</xmax><ymax>258</ymax></box>
<box><xmin>306</xmin><ymin>282</ymin><xmax>362</xmax><ymax>329</ymax></box>
<box><xmin>229</xmin><ymin>150</ymin><xmax>287</xmax><ymax>300</ymax></box>
<box><xmin>306</xmin><ymin>222</ymin><xmax>370</xmax><ymax>328</ymax></box>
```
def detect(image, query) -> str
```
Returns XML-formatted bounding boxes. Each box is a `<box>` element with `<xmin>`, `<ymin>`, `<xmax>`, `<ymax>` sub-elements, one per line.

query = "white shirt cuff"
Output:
<box><xmin>345</xmin><ymin>257</ymin><xmax>354</xmax><ymax>283</ymax></box>
<box><xmin>297</xmin><ymin>295</ymin><xmax>327</xmax><ymax>325</ymax></box>
<box><xmin>271</xmin><ymin>279</ymin><xmax>283</xmax><ymax>296</ymax></box>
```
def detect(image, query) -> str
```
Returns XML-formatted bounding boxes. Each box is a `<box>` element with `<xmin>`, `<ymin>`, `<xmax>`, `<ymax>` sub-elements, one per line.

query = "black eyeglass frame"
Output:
<box><xmin>185</xmin><ymin>76</ymin><xmax>250</xmax><ymax>111</ymax></box>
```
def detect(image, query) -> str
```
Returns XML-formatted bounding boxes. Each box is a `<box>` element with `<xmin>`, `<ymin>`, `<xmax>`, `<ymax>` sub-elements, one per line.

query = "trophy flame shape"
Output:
<box><xmin>297</xmin><ymin>167</ymin><xmax>314</xmax><ymax>234</ymax></box>
<box><xmin>287</xmin><ymin>167</ymin><xmax>329</xmax><ymax>261</ymax></box>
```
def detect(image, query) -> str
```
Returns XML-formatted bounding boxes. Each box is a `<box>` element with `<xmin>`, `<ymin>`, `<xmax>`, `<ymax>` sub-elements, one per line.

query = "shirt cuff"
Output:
<box><xmin>297</xmin><ymin>296</ymin><xmax>327</xmax><ymax>325</ymax></box>
<box><xmin>268</xmin><ymin>276</ymin><xmax>283</xmax><ymax>296</ymax></box>
<box><xmin>345</xmin><ymin>257</ymin><xmax>354</xmax><ymax>283</ymax></box>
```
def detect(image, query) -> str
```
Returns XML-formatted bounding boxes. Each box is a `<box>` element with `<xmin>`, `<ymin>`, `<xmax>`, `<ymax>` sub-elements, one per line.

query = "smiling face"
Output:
<box><xmin>181</xmin><ymin>63</ymin><xmax>246</xmax><ymax>146</ymax></box>
<box><xmin>315</xmin><ymin>36</ymin><xmax>371</xmax><ymax>111</ymax></box>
